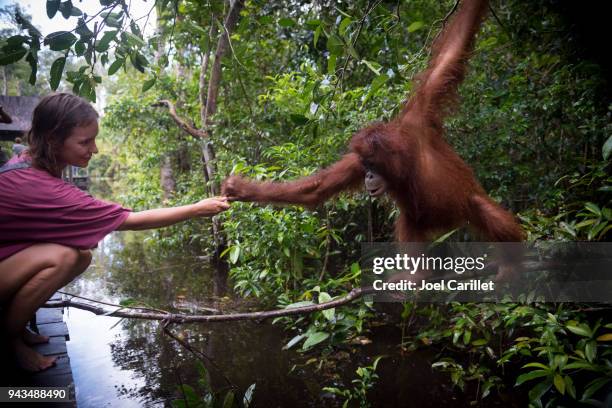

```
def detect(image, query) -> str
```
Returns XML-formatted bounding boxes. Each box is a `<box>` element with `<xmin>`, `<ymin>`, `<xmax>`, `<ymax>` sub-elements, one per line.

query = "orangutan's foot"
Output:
<box><xmin>22</xmin><ymin>328</ymin><xmax>50</xmax><ymax>345</ymax></box>
<box><xmin>13</xmin><ymin>338</ymin><xmax>56</xmax><ymax>372</ymax></box>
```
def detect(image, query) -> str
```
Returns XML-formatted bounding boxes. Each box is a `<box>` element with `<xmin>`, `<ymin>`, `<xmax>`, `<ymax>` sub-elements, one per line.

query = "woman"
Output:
<box><xmin>0</xmin><ymin>93</ymin><xmax>229</xmax><ymax>372</ymax></box>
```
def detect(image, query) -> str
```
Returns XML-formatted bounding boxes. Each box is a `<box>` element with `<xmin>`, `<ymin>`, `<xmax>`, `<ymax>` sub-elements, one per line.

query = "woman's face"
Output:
<box><xmin>58</xmin><ymin>121</ymin><xmax>99</xmax><ymax>168</ymax></box>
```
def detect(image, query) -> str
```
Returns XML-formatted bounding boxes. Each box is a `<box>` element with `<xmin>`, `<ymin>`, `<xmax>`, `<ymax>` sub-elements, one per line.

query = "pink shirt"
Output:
<box><xmin>0</xmin><ymin>160</ymin><xmax>131</xmax><ymax>261</ymax></box>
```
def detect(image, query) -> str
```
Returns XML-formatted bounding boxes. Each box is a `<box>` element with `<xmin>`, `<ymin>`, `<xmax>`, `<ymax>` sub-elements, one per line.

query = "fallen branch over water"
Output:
<box><xmin>43</xmin><ymin>287</ymin><xmax>372</xmax><ymax>323</ymax></box>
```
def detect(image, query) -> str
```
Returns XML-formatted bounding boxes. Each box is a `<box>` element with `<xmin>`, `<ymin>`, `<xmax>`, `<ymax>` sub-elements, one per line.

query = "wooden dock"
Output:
<box><xmin>0</xmin><ymin>293</ymin><xmax>77</xmax><ymax>407</ymax></box>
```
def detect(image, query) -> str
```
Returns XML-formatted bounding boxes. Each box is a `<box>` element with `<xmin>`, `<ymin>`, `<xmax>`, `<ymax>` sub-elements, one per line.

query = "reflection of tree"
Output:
<box><xmin>108</xmin><ymin>317</ymin><xmax>324</xmax><ymax>406</ymax></box>
<box><xmin>99</xmin><ymin>231</ymin><xmax>216</xmax><ymax>309</ymax></box>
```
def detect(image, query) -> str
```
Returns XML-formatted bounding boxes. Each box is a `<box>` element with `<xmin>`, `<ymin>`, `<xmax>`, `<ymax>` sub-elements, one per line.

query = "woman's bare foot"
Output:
<box><xmin>13</xmin><ymin>338</ymin><xmax>56</xmax><ymax>372</ymax></box>
<box><xmin>22</xmin><ymin>328</ymin><xmax>50</xmax><ymax>345</ymax></box>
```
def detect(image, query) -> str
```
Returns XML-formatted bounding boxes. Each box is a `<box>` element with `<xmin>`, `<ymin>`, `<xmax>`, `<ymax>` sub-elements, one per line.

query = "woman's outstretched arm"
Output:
<box><xmin>118</xmin><ymin>196</ymin><xmax>230</xmax><ymax>231</ymax></box>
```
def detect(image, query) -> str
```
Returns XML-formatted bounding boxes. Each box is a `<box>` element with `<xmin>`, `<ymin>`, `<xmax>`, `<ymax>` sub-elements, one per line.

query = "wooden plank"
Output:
<box><xmin>36</xmin><ymin>308</ymin><xmax>63</xmax><ymax>324</ymax></box>
<box><xmin>37</xmin><ymin>322</ymin><xmax>69</xmax><ymax>340</ymax></box>
<box><xmin>32</xmin><ymin>336</ymin><xmax>66</xmax><ymax>356</ymax></box>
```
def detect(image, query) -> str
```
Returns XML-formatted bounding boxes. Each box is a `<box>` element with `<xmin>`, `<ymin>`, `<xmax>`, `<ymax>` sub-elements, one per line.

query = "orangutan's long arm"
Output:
<box><xmin>403</xmin><ymin>0</ymin><xmax>489</xmax><ymax>124</ymax></box>
<box><xmin>222</xmin><ymin>153</ymin><xmax>365</xmax><ymax>207</ymax></box>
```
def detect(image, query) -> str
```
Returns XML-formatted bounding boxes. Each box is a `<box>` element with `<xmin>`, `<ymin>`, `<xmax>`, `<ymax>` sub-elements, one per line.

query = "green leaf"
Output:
<box><xmin>566</xmin><ymin>323</ymin><xmax>592</xmax><ymax>337</ymax></box>
<box><xmin>278</xmin><ymin>17</ymin><xmax>295</xmax><ymax>27</ymax></box>
<box><xmin>327</xmin><ymin>54</ymin><xmax>337</xmax><ymax>74</ymax></box>
<box><xmin>229</xmin><ymin>245</ymin><xmax>240</xmax><ymax>264</ymax></box>
<box><xmin>313</xmin><ymin>26</ymin><xmax>322</xmax><ymax>47</ymax></box>
<box><xmin>553</xmin><ymin>374</ymin><xmax>565</xmax><ymax>395</ymax></box>
<box><xmin>564</xmin><ymin>375</ymin><xmax>576</xmax><ymax>399</ymax></box>
<box><xmin>70</xmin><ymin>6</ymin><xmax>82</xmax><ymax>17</ymax></box>
<box><xmin>58</xmin><ymin>1</ymin><xmax>72</xmax><ymax>19</ymax></box>
<box><xmin>515</xmin><ymin>370</ymin><xmax>549</xmax><ymax>386</ymax></box>
<box><xmin>302</xmin><ymin>331</ymin><xmax>329</xmax><ymax>350</ymax></box>
<box><xmin>463</xmin><ymin>329</ymin><xmax>472</xmax><ymax>345</ymax></box>
<box><xmin>339</xmin><ymin>17</ymin><xmax>352</xmax><ymax>36</ymax></box>
<box><xmin>44</xmin><ymin>31</ymin><xmax>77</xmax><ymax>51</ymax></box>
<box><xmin>76</xmin><ymin>19</ymin><xmax>94</xmax><ymax>39</ymax></box>
<box><xmin>124</xmin><ymin>31</ymin><xmax>146</xmax><ymax>47</ymax></box>
<box><xmin>528</xmin><ymin>380</ymin><xmax>552</xmax><ymax>404</ymax></box>
<box><xmin>95</xmin><ymin>30</ymin><xmax>118</xmax><ymax>52</ymax></box>
<box><xmin>6</xmin><ymin>35</ymin><xmax>28</xmax><ymax>46</ymax></box>
<box><xmin>108</xmin><ymin>58</ymin><xmax>124</xmax><ymax>75</ymax></box>
<box><xmin>222</xmin><ymin>391</ymin><xmax>234</xmax><ymax>408</ymax></box>
<box><xmin>129</xmin><ymin>52</ymin><xmax>148</xmax><ymax>73</ymax></box>
<box><xmin>471</xmin><ymin>338</ymin><xmax>488</xmax><ymax>346</ymax></box>
<box><xmin>408</xmin><ymin>21</ymin><xmax>425</xmax><ymax>33</ymax></box>
<box><xmin>522</xmin><ymin>362</ymin><xmax>549</xmax><ymax>370</ymax></box>
<box><xmin>582</xmin><ymin>378</ymin><xmax>611</xmax><ymax>400</ymax></box>
<box><xmin>319</xmin><ymin>292</ymin><xmax>335</xmax><ymax>321</ymax></box>
<box><xmin>584</xmin><ymin>340</ymin><xmax>597</xmax><ymax>362</ymax></box>
<box><xmin>584</xmin><ymin>202</ymin><xmax>601</xmax><ymax>216</ymax></box>
<box><xmin>289</xmin><ymin>114</ymin><xmax>308</xmax><ymax>125</ymax></box>
<box><xmin>361</xmin><ymin>60</ymin><xmax>382</xmax><ymax>75</ymax></box>
<box><xmin>603</xmin><ymin>134</ymin><xmax>612</xmax><ymax>160</ymax></box>
<box><xmin>326</xmin><ymin>34</ymin><xmax>344</xmax><ymax>56</ymax></box>
<box><xmin>74</xmin><ymin>40</ymin><xmax>87</xmax><ymax>56</ymax></box>
<box><xmin>0</xmin><ymin>44</ymin><xmax>27</xmax><ymax>65</ymax></box>
<box><xmin>285</xmin><ymin>300</ymin><xmax>314</xmax><ymax>309</ymax></box>
<box><xmin>49</xmin><ymin>56</ymin><xmax>66</xmax><ymax>91</ymax></box>
<box><xmin>142</xmin><ymin>76</ymin><xmax>156</xmax><ymax>92</ymax></box>
<box><xmin>46</xmin><ymin>0</ymin><xmax>60</xmax><ymax>18</ymax></box>
<box><xmin>563</xmin><ymin>361</ymin><xmax>595</xmax><ymax>371</ymax></box>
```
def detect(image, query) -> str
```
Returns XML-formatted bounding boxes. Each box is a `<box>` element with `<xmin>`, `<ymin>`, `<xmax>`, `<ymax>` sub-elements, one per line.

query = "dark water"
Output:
<box><xmin>62</xmin><ymin>181</ymin><xmax>515</xmax><ymax>407</ymax></box>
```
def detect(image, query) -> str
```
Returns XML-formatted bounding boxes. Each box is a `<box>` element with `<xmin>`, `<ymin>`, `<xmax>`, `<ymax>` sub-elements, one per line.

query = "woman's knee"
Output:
<box><xmin>50</xmin><ymin>246</ymin><xmax>91</xmax><ymax>280</ymax></box>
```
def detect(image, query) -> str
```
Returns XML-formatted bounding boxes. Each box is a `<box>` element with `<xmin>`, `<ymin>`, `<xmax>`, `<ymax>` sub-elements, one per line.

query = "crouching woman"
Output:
<box><xmin>0</xmin><ymin>93</ymin><xmax>229</xmax><ymax>372</ymax></box>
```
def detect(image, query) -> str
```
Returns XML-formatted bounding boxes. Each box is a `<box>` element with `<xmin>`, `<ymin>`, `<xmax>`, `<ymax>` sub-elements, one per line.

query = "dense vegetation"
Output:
<box><xmin>1</xmin><ymin>1</ymin><xmax>610</xmax><ymax>406</ymax></box>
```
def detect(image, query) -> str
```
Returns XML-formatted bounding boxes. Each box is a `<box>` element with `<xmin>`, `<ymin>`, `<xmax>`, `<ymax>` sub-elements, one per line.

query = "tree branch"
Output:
<box><xmin>43</xmin><ymin>287</ymin><xmax>372</xmax><ymax>323</ymax></box>
<box><xmin>153</xmin><ymin>99</ymin><xmax>208</xmax><ymax>139</ymax></box>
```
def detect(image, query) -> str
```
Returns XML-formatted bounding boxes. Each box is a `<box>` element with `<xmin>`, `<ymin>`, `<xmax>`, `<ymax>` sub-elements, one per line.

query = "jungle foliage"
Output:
<box><xmin>1</xmin><ymin>0</ymin><xmax>611</xmax><ymax>406</ymax></box>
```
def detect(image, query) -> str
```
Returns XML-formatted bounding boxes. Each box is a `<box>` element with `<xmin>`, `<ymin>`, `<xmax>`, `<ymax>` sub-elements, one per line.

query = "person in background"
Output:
<box><xmin>11</xmin><ymin>136</ymin><xmax>26</xmax><ymax>157</ymax></box>
<box><xmin>0</xmin><ymin>93</ymin><xmax>230</xmax><ymax>372</ymax></box>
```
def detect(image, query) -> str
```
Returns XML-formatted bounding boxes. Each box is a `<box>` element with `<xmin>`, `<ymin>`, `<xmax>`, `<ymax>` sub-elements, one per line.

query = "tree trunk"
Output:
<box><xmin>200</xmin><ymin>0</ymin><xmax>245</xmax><ymax>257</ymax></box>
<box><xmin>160</xmin><ymin>155</ymin><xmax>175</xmax><ymax>202</ymax></box>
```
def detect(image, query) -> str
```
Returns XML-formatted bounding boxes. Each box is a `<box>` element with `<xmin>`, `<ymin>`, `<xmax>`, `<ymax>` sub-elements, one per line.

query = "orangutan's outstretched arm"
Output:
<box><xmin>222</xmin><ymin>153</ymin><xmax>365</xmax><ymax>207</ymax></box>
<box><xmin>402</xmin><ymin>0</ymin><xmax>489</xmax><ymax>124</ymax></box>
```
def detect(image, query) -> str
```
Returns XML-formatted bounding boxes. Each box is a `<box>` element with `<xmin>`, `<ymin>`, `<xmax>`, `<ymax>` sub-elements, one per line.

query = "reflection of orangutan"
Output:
<box><xmin>223</xmin><ymin>0</ymin><xmax>524</xmax><ymax>242</ymax></box>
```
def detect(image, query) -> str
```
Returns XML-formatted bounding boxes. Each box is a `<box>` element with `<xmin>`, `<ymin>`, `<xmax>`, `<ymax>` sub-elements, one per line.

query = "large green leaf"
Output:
<box><xmin>0</xmin><ymin>44</ymin><xmax>27</xmax><ymax>65</ymax></box>
<box><xmin>44</xmin><ymin>31</ymin><xmax>77</xmax><ymax>51</ymax></box>
<box><xmin>302</xmin><ymin>331</ymin><xmax>329</xmax><ymax>350</ymax></box>
<box><xmin>515</xmin><ymin>370</ymin><xmax>549</xmax><ymax>386</ymax></box>
<box><xmin>49</xmin><ymin>56</ymin><xmax>66</xmax><ymax>91</ymax></box>
<box><xmin>46</xmin><ymin>0</ymin><xmax>60</xmax><ymax>19</ymax></box>
<box><xmin>107</xmin><ymin>58</ymin><xmax>124</xmax><ymax>75</ymax></box>
<box><xmin>319</xmin><ymin>292</ymin><xmax>335</xmax><ymax>321</ymax></box>
<box><xmin>95</xmin><ymin>30</ymin><xmax>118</xmax><ymax>52</ymax></box>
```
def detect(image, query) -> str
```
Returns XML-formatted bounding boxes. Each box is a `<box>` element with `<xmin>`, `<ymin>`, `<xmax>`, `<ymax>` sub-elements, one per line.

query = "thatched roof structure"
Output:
<box><xmin>0</xmin><ymin>95</ymin><xmax>40</xmax><ymax>142</ymax></box>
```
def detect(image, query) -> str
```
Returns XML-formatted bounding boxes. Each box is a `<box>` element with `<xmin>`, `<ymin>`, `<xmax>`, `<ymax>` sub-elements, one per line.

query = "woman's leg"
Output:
<box><xmin>0</xmin><ymin>243</ymin><xmax>92</xmax><ymax>371</ymax></box>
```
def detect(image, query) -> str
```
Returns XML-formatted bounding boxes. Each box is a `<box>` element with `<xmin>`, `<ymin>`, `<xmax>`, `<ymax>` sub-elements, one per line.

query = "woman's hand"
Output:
<box><xmin>193</xmin><ymin>196</ymin><xmax>230</xmax><ymax>216</ymax></box>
